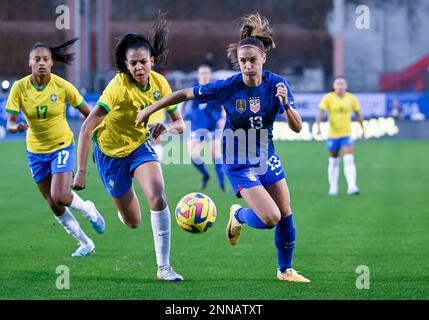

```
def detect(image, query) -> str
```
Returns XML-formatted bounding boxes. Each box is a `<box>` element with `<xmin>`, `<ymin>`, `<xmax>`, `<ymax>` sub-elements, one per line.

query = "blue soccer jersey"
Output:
<box><xmin>192</xmin><ymin>70</ymin><xmax>295</xmax><ymax>169</ymax></box>
<box><xmin>190</xmin><ymin>99</ymin><xmax>223</xmax><ymax>132</ymax></box>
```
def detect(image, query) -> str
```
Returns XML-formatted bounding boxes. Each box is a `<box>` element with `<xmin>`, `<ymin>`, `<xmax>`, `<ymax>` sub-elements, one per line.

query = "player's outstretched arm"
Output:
<box><xmin>72</xmin><ymin>105</ymin><xmax>107</xmax><ymax>190</ymax></box>
<box><xmin>135</xmin><ymin>88</ymin><xmax>195</xmax><ymax>127</ymax></box>
<box><xmin>6</xmin><ymin>113</ymin><xmax>28</xmax><ymax>133</ymax></box>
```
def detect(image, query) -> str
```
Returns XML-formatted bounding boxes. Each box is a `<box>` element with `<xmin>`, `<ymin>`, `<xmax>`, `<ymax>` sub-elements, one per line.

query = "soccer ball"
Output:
<box><xmin>175</xmin><ymin>192</ymin><xmax>217</xmax><ymax>233</ymax></box>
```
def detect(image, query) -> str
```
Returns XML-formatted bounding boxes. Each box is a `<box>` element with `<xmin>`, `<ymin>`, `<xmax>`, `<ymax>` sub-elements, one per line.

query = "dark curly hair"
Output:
<box><xmin>114</xmin><ymin>12</ymin><xmax>169</xmax><ymax>73</ymax></box>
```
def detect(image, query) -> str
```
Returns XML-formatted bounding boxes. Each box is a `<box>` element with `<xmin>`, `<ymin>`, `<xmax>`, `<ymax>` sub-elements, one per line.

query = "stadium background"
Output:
<box><xmin>0</xmin><ymin>0</ymin><xmax>428</xmax><ymax>300</ymax></box>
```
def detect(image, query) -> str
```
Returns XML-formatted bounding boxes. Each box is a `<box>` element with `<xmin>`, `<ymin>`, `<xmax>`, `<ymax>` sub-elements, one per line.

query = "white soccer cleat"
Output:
<box><xmin>328</xmin><ymin>186</ymin><xmax>338</xmax><ymax>196</ymax></box>
<box><xmin>85</xmin><ymin>201</ymin><xmax>105</xmax><ymax>233</ymax></box>
<box><xmin>156</xmin><ymin>265</ymin><xmax>184</xmax><ymax>281</ymax></box>
<box><xmin>71</xmin><ymin>240</ymin><xmax>95</xmax><ymax>257</ymax></box>
<box><xmin>347</xmin><ymin>186</ymin><xmax>360</xmax><ymax>195</ymax></box>
<box><xmin>277</xmin><ymin>268</ymin><xmax>311</xmax><ymax>283</ymax></box>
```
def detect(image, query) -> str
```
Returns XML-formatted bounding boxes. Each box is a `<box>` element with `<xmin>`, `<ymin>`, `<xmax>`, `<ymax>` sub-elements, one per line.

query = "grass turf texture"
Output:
<box><xmin>0</xmin><ymin>139</ymin><xmax>428</xmax><ymax>299</ymax></box>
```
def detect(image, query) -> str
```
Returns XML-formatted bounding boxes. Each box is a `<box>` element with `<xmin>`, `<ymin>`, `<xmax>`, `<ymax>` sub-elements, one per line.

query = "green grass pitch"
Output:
<box><xmin>0</xmin><ymin>139</ymin><xmax>428</xmax><ymax>299</ymax></box>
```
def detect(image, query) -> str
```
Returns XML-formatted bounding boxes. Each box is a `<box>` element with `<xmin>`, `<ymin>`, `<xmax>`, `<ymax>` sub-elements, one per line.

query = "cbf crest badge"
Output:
<box><xmin>50</xmin><ymin>94</ymin><xmax>57</xmax><ymax>102</ymax></box>
<box><xmin>236</xmin><ymin>99</ymin><xmax>246</xmax><ymax>113</ymax></box>
<box><xmin>153</xmin><ymin>91</ymin><xmax>161</xmax><ymax>100</ymax></box>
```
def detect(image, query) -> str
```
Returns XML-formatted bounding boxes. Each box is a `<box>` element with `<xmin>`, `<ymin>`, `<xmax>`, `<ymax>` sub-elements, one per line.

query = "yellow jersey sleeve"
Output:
<box><xmin>5</xmin><ymin>81</ymin><xmax>22</xmax><ymax>115</ymax></box>
<box><xmin>319</xmin><ymin>93</ymin><xmax>330</xmax><ymax>111</ymax></box>
<box><xmin>63</xmin><ymin>80</ymin><xmax>85</xmax><ymax>108</ymax></box>
<box><xmin>351</xmin><ymin>94</ymin><xmax>361</xmax><ymax>112</ymax></box>
<box><xmin>159</xmin><ymin>76</ymin><xmax>178</xmax><ymax>114</ymax></box>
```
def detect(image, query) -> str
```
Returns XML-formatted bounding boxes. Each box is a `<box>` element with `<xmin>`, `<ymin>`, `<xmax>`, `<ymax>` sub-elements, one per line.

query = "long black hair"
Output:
<box><xmin>114</xmin><ymin>12</ymin><xmax>169</xmax><ymax>73</ymax></box>
<box><xmin>29</xmin><ymin>38</ymin><xmax>79</xmax><ymax>65</ymax></box>
<box><xmin>227</xmin><ymin>13</ymin><xmax>276</xmax><ymax>69</ymax></box>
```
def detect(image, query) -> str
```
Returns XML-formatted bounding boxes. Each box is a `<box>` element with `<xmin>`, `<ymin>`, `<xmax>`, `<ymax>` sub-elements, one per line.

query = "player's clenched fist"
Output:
<box><xmin>275</xmin><ymin>82</ymin><xmax>288</xmax><ymax>106</ymax></box>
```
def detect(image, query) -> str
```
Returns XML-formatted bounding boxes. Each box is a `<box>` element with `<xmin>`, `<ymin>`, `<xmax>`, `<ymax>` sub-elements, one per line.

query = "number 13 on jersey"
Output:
<box><xmin>249</xmin><ymin>116</ymin><xmax>263</xmax><ymax>129</ymax></box>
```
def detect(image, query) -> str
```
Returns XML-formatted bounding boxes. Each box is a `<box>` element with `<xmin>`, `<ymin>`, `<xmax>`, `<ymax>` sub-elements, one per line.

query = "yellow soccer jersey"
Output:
<box><xmin>319</xmin><ymin>92</ymin><xmax>361</xmax><ymax>138</ymax></box>
<box><xmin>94</xmin><ymin>70</ymin><xmax>177</xmax><ymax>158</ymax></box>
<box><xmin>6</xmin><ymin>74</ymin><xmax>84</xmax><ymax>153</ymax></box>
<box><xmin>148</xmin><ymin>108</ymin><xmax>166</xmax><ymax>124</ymax></box>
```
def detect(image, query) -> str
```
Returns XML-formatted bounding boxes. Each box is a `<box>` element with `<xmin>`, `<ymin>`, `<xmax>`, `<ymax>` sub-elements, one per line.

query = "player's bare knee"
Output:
<box><xmin>148</xmin><ymin>192</ymin><xmax>166</xmax><ymax>211</ymax></box>
<box><xmin>125</xmin><ymin>216</ymin><xmax>141</xmax><ymax>229</ymax></box>
<box><xmin>117</xmin><ymin>209</ymin><xmax>141</xmax><ymax>229</ymax></box>
<box><xmin>262</xmin><ymin>211</ymin><xmax>281</xmax><ymax>228</ymax></box>
<box><xmin>51</xmin><ymin>191</ymin><xmax>71</xmax><ymax>207</ymax></box>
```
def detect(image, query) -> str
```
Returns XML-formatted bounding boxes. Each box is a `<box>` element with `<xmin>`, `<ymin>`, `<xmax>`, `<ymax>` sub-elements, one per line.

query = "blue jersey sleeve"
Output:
<box><xmin>277</xmin><ymin>79</ymin><xmax>295</xmax><ymax>114</ymax></box>
<box><xmin>193</xmin><ymin>79</ymin><xmax>229</xmax><ymax>104</ymax></box>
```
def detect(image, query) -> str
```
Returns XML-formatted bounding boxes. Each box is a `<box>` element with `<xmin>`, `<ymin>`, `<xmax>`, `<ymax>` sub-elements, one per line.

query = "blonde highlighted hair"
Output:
<box><xmin>227</xmin><ymin>13</ymin><xmax>276</xmax><ymax>69</ymax></box>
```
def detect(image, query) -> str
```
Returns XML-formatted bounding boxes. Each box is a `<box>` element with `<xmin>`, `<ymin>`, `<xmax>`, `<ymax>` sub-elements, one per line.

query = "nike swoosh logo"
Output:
<box><xmin>275</xmin><ymin>169</ymin><xmax>284</xmax><ymax>176</ymax></box>
<box><xmin>198</xmin><ymin>86</ymin><xmax>203</xmax><ymax>95</ymax></box>
<box><xmin>58</xmin><ymin>165</ymin><xmax>67</xmax><ymax>168</ymax></box>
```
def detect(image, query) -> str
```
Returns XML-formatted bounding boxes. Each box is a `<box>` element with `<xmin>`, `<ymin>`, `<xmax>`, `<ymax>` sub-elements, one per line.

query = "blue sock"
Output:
<box><xmin>234</xmin><ymin>208</ymin><xmax>273</xmax><ymax>229</ymax></box>
<box><xmin>214</xmin><ymin>163</ymin><xmax>225</xmax><ymax>189</ymax></box>
<box><xmin>275</xmin><ymin>215</ymin><xmax>296</xmax><ymax>272</ymax></box>
<box><xmin>192</xmin><ymin>159</ymin><xmax>210</xmax><ymax>178</ymax></box>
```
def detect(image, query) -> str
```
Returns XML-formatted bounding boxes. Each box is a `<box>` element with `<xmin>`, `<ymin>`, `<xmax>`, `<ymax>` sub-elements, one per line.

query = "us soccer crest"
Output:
<box><xmin>50</xmin><ymin>94</ymin><xmax>57</xmax><ymax>102</ymax></box>
<box><xmin>236</xmin><ymin>99</ymin><xmax>246</xmax><ymax>113</ymax></box>
<box><xmin>153</xmin><ymin>91</ymin><xmax>161</xmax><ymax>100</ymax></box>
<box><xmin>249</xmin><ymin>97</ymin><xmax>260</xmax><ymax>113</ymax></box>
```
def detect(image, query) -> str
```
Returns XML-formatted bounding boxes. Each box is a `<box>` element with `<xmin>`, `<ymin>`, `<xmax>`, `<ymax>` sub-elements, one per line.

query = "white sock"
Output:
<box><xmin>151</xmin><ymin>206</ymin><xmax>171</xmax><ymax>268</ymax></box>
<box><xmin>154</xmin><ymin>144</ymin><xmax>164</xmax><ymax>162</ymax></box>
<box><xmin>70</xmin><ymin>191</ymin><xmax>96</xmax><ymax>221</ymax></box>
<box><xmin>328</xmin><ymin>157</ymin><xmax>340</xmax><ymax>190</ymax></box>
<box><xmin>343</xmin><ymin>154</ymin><xmax>357</xmax><ymax>190</ymax></box>
<box><xmin>55</xmin><ymin>207</ymin><xmax>92</xmax><ymax>245</ymax></box>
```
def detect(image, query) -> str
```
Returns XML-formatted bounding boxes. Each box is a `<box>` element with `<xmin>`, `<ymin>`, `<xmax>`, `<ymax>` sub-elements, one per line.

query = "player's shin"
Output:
<box><xmin>191</xmin><ymin>158</ymin><xmax>210</xmax><ymax>178</ymax></box>
<box><xmin>275</xmin><ymin>214</ymin><xmax>296</xmax><ymax>272</ymax></box>
<box><xmin>214</xmin><ymin>162</ymin><xmax>225</xmax><ymax>190</ymax></box>
<box><xmin>328</xmin><ymin>157</ymin><xmax>339</xmax><ymax>193</ymax></box>
<box><xmin>151</xmin><ymin>206</ymin><xmax>171</xmax><ymax>268</ymax></box>
<box><xmin>343</xmin><ymin>154</ymin><xmax>358</xmax><ymax>190</ymax></box>
<box><xmin>70</xmin><ymin>191</ymin><xmax>96</xmax><ymax>221</ymax></box>
<box><xmin>235</xmin><ymin>208</ymin><xmax>273</xmax><ymax>229</ymax></box>
<box><xmin>55</xmin><ymin>207</ymin><xmax>92</xmax><ymax>245</ymax></box>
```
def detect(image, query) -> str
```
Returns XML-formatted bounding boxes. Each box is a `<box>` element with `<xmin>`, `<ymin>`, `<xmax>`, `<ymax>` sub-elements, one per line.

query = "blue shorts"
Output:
<box><xmin>94</xmin><ymin>139</ymin><xmax>159</xmax><ymax>198</ymax></box>
<box><xmin>26</xmin><ymin>144</ymin><xmax>75</xmax><ymax>183</ymax></box>
<box><xmin>225</xmin><ymin>152</ymin><xmax>286</xmax><ymax>198</ymax></box>
<box><xmin>326</xmin><ymin>136</ymin><xmax>354</xmax><ymax>152</ymax></box>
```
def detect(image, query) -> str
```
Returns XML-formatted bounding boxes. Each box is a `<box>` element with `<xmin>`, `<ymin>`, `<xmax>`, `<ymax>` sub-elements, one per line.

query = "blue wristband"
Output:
<box><xmin>283</xmin><ymin>101</ymin><xmax>291</xmax><ymax>111</ymax></box>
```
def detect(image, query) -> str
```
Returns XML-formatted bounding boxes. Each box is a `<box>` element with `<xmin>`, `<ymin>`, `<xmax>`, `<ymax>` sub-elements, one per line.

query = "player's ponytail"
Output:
<box><xmin>114</xmin><ymin>11</ymin><xmax>169</xmax><ymax>73</ymax></box>
<box><xmin>30</xmin><ymin>38</ymin><xmax>79</xmax><ymax>65</ymax></box>
<box><xmin>151</xmin><ymin>11</ymin><xmax>169</xmax><ymax>65</ymax></box>
<box><xmin>227</xmin><ymin>13</ymin><xmax>276</xmax><ymax>69</ymax></box>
